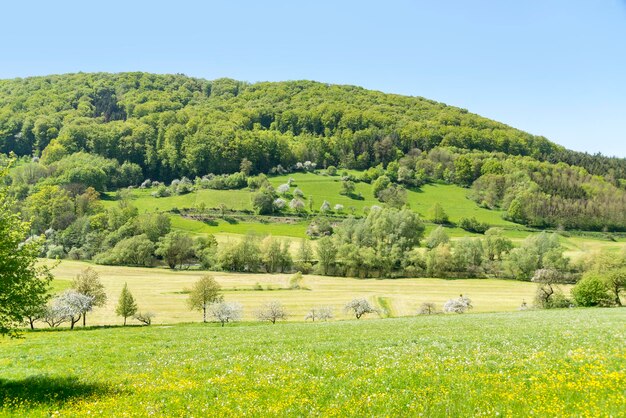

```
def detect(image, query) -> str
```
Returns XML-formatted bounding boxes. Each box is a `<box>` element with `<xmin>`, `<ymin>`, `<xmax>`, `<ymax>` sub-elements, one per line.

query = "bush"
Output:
<box><xmin>572</xmin><ymin>274</ymin><xmax>611</xmax><ymax>307</ymax></box>
<box><xmin>327</xmin><ymin>166</ymin><xmax>337</xmax><ymax>176</ymax></box>
<box><xmin>458</xmin><ymin>217</ymin><xmax>489</xmax><ymax>234</ymax></box>
<box><xmin>46</xmin><ymin>244</ymin><xmax>65</xmax><ymax>259</ymax></box>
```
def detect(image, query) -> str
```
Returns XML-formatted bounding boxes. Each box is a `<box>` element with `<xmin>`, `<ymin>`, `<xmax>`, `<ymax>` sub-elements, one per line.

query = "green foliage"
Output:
<box><xmin>425</xmin><ymin>226</ymin><xmax>450</xmax><ymax>249</ymax></box>
<box><xmin>429</xmin><ymin>203</ymin><xmax>449</xmax><ymax>225</ymax></box>
<box><xmin>155</xmin><ymin>231</ymin><xmax>194</xmax><ymax>269</ymax></box>
<box><xmin>95</xmin><ymin>234</ymin><xmax>154</xmax><ymax>266</ymax></box>
<box><xmin>187</xmin><ymin>275</ymin><xmax>222</xmax><ymax>323</ymax></box>
<box><xmin>458</xmin><ymin>217</ymin><xmax>489</xmax><ymax>234</ymax></box>
<box><xmin>572</xmin><ymin>274</ymin><xmax>611</xmax><ymax>307</ymax></box>
<box><xmin>0</xmin><ymin>167</ymin><xmax>53</xmax><ymax>336</ymax></box>
<box><xmin>115</xmin><ymin>283</ymin><xmax>138</xmax><ymax>326</ymax></box>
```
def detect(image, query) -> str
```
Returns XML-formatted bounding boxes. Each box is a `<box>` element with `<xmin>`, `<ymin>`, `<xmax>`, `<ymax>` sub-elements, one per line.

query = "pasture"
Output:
<box><xmin>1</xmin><ymin>309</ymin><xmax>624</xmax><ymax>416</ymax></box>
<box><xmin>45</xmin><ymin>261</ymin><xmax>544</xmax><ymax>326</ymax></box>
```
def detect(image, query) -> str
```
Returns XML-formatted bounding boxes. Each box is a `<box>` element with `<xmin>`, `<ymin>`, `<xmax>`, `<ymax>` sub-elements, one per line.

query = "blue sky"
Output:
<box><xmin>1</xmin><ymin>1</ymin><xmax>625</xmax><ymax>156</ymax></box>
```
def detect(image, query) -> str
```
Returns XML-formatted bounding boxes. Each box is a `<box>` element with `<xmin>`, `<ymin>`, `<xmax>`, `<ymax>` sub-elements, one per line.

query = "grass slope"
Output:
<box><xmin>45</xmin><ymin>260</ymin><xmax>544</xmax><ymax>326</ymax></box>
<box><xmin>103</xmin><ymin>171</ymin><xmax>626</xmax><ymax>259</ymax></box>
<box><xmin>1</xmin><ymin>309</ymin><xmax>624</xmax><ymax>416</ymax></box>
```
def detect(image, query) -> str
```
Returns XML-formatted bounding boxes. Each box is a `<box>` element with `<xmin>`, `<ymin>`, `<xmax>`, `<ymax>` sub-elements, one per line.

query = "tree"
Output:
<box><xmin>256</xmin><ymin>301</ymin><xmax>288</xmax><ymax>324</ymax></box>
<box><xmin>288</xmin><ymin>271</ymin><xmax>304</xmax><ymax>289</ymax></box>
<box><xmin>156</xmin><ymin>231</ymin><xmax>195</xmax><ymax>269</ymax></box>
<box><xmin>188</xmin><ymin>275</ymin><xmax>223</xmax><ymax>322</ymax></box>
<box><xmin>209</xmin><ymin>302</ymin><xmax>242</xmax><ymax>326</ymax></box>
<box><xmin>443</xmin><ymin>295</ymin><xmax>472</xmax><ymax>313</ymax></box>
<box><xmin>372</xmin><ymin>175</ymin><xmax>391</xmax><ymax>198</ymax></box>
<box><xmin>429</xmin><ymin>203</ymin><xmax>449</xmax><ymax>224</ymax></box>
<box><xmin>418</xmin><ymin>302</ymin><xmax>438</xmax><ymax>315</ymax></box>
<box><xmin>240</xmin><ymin>158</ymin><xmax>253</xmax><ymax>175</ymax></box>
<box><xmin>304</xmin><ymin>306</ymin><xmax>333</xmax><ymax>321</ymax></box>
<box><xmin>532</xmin><ymin>269</ymin><xmax>570</xmax><ymax>309</ymax></box>
<box><xmin>55</xmin><ymin>290</ymin><xmax>95</xmax><ymax>330</ymax></box>
<box><xmin>425</xmin><ymin>225</ymin><xmax>449</xmax><ymax>249</ymax></box>
<box><xmin>0</xmin><ymin>166</ymin><xmax>53</xmax><ymax>337</ymax></box>
<box><xmin>252</xmin><ymin>186</ymin><xmax>276</xmax><ymax>215</ymax></box>
<box><xmin>345</xmin><ymin>298</ymin><xmax>378</xmax><ymax>319</ymax></box>
<box><xmin>116</xmin><ymin>283</ymin><xmax>138</xmax><ymax>325</ymax></box>
<box><xmin>316</xmin><ymin>236</ymin><xmax>337</xmax><ymax>275</ymax></box>
<box><xmin>134</xmin><ymin>311</ymin><xmax>155</xmax><ymax>325</ymax></box>
<box><xmin>605</xmin><ymin>268</ymin><xmax>626</xmax><ymax>306</ymax></box>
<box><xmin>72</xmin><ymin>267</ymin><xmax>107</xmax><ymax>326</ymax></box>
<box><xmin>340</xmin><ymin>180</ymin><xmax>356</xmax><ymax>197</ymax></box>
<box><xmin>485</xmin><ymin>228</ymin><xmax>513</xmax><ymax>261</ymax></box>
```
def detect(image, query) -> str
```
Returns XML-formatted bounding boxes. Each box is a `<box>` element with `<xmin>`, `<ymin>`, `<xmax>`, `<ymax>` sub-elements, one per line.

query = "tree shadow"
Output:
<box><xmin>0</xmin><ymin>375</ymin><xmax>114</xmax><ymax>408</ymax></box>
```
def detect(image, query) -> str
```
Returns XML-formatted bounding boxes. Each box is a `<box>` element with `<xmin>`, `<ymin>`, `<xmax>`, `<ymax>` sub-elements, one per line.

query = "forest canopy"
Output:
<box><xmin>2</xmin><ymin>72</ymin><xmax>625</xmax><ymax>183</ymax></box>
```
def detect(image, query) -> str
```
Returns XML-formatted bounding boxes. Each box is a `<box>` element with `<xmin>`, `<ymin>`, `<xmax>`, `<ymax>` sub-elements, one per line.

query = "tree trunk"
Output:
<box><xmin>83</xmin><ymin>312</ymin><xmax>87</xmax><ymax>327</ymax></box>
<box><xmin>203</xmin><ymin>305</ymin><xmax>207</xmax><ymax>323</ymax></box>
<box><xmin>123</xmin><ymin>316</ymin><xmax>127</xmax><ymax>326</ymax></box>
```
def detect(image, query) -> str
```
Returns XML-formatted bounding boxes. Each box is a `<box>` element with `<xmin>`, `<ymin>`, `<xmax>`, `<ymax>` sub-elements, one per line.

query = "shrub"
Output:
<box><xmin>572</xmin><ymin>274</ymin><xmax>611</xmax><ymax>307</ymax></box>
<box><xmin>458</xmin><ymin>217</ymin><xmax>490</xmax><ymax>234</ymax></box>
<box><xmin>327</xmin><ymin>166</ymin><xmax>337</xmax><ymax>176</ymax></box>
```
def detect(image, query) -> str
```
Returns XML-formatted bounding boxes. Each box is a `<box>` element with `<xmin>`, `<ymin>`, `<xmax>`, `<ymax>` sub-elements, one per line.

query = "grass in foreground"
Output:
<box><xmin>0</xmin><ymin>309</ymin><xmax>624</xmax><ymax>416</ymax></box>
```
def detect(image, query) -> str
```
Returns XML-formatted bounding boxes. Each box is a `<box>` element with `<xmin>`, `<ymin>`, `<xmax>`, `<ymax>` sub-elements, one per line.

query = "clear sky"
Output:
<box><xmin>1</xmin><ymin>1</ymin><xmax>625</xmax><ymax>156</ymax></box>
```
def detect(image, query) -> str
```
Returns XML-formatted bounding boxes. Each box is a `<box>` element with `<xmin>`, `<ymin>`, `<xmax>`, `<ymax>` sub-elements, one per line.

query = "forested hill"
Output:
<box><xmin>1</xmin><ymin>72</ymin><xmax>624</xmax><ymax>181</ymax></box>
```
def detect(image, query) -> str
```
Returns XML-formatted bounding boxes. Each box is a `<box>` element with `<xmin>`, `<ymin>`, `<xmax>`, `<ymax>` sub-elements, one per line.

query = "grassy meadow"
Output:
<box><xmin>45</xmin><ymin>260</ymin><xmax>544</xmax><ymax>326</ymax></box>
<box><xmin>1</xmin><ymin>309</ymin><xmax>624</xmax><ymax>416</ymax></box>
<box><xmin>102</xmin><ymin>171</ymin><xmax>626</xmax><ymax>261</ymax></box>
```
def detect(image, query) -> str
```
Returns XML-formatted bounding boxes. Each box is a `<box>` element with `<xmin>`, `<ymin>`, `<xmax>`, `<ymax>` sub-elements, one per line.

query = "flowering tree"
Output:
<box><xmin>256</xmin><ymin>301</ymin><xmax>288</xmax><ymax>324</ymax></box>
<box><xmin>304</xmin><ymin>306</ymin><xmax>334</xmax><ymax>322</ymax></box>
<box><xmin>209</xmin><ymin>302</ymin><xmax>242</xmax><ymax>327</ymax></box>
<box><xmin>55</xmin><ymin>290</ymin><xmax>95</xmax><ymax>329</ymax></box>
<box><xmin>289</xmin><ymin>198</ymin><xmax>305</xmax><ymax>212</ymax></box>
<box><xmin>277</xmin><ymin>183</ymin><xmax>290</xmax><ymax>195</ymax></box>
<box><xmin>443</xmin><ymin>295</ymin><xmax>473</xmax><ymax>313</ymax></box>
<box><xmin>345</xmin><ymin>298</ymin><xmax>378</xmax><ymax>319</ymax></box>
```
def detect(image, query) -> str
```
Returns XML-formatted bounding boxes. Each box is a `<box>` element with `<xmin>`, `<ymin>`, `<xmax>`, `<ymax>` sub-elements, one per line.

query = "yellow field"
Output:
<box><xmin>44</xmin><ymin>260</ymin><xmax>559</xmax><ymax>326</ymax></box>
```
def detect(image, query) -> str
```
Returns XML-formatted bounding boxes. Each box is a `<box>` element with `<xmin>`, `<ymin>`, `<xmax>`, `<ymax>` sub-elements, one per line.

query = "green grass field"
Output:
<box><xmin>44</xmin><ymin>260</ymin><xmax>546</xmax><ymax>325</ymax></box>
<box><xmin>1</xmin><ymin>309</ymin><xmax>624</xmax><ymax>416</ymax></box>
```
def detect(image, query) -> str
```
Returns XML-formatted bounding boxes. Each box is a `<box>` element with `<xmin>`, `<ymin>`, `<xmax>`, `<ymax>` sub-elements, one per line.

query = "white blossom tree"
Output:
<box><xmin>277</xmin><ymin>183</ymin><xmax>291</xmax><ymax>195</ymax></box>
<box><xmin>345</xmin><ymin>298</ymin><xmax>378</xmax><ymax>319</ymax></box>
<box><xmin>443</xmin><ymin>295</ymin><xmax>473</xmax><ymax>313</ymax></box>
<box><xmin>256</xmin><ymin>301</ymin><xmax>288</xmax><ymax>324</ymax></box>
<box><xmin>209</xmin><ymin>302</ymin><xmax>242</xmax><ymax>327</ymax></box>
<box><xmin>304</xmin><ymin>306</ymin><xmax>334</xmax><ymax>322</ymax></box>
<box><xmin>55</xmin><ymin>290</ymin><xmax>95</xmax><ymax>329</ymax></box>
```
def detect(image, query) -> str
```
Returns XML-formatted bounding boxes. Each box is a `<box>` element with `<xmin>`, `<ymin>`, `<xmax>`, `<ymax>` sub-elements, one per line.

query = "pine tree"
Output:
<box><xmin>115</xmin><ymin>283</ymin><xmax>137</xmax><ymax>326</ymax></box>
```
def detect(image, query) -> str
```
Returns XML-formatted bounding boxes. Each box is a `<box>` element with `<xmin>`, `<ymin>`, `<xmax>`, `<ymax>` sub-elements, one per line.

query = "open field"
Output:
<box><xmin>1</xmin><ymin>309</ymin><xmax>624</xmax><ymax>416</ymax></box>
<box><xmin>45</xmin><ymin>260</ymin><xmax>548</xmax><ymax>326</ymax></box>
